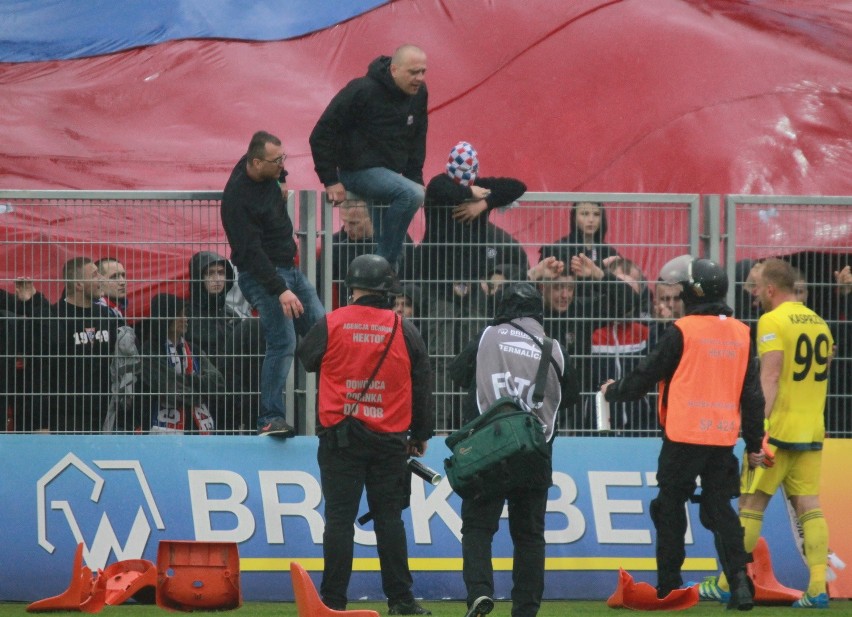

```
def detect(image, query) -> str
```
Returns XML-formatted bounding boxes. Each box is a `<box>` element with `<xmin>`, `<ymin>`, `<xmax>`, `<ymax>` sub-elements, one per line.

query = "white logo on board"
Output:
<box><xmin>36</xmin><ymin>453</ymin><xmax>165</xmax><ymax>569</ymax></box>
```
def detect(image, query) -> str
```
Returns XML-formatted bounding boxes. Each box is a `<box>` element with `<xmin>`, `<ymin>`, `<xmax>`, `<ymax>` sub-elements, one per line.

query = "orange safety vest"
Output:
<box><xmin>658</xmin><ymin>315</ymin><xmax>750</xmax><ymax>446</ymax></box>
<box><xmin>318</xmin><ymin>305</ymin><xmax>412</xmax><ymax>433</ymax></box>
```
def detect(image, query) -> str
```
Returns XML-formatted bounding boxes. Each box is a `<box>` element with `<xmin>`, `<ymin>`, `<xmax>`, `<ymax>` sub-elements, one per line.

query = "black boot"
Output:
<box><xmin>726</xmin><ymin>570</ymin><xmax>754</xmax><ymax>611</ymax></box>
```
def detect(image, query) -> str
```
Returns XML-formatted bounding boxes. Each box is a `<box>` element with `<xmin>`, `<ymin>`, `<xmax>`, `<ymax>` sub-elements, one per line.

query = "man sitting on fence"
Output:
<box><xmin>221</xmin><ymin>130</ymin><xmax>326</xmax><ymax>437</ymax></box>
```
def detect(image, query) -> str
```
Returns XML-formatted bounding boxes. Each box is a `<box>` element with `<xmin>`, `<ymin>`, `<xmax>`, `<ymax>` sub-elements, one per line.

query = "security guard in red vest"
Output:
<box><xmin>297</xmin><ymin>254</ymin><xmax>434</xmax><ymax>615</ymax></box>
<box><xmin>601</xmin><ymin>256</ymin><xmax>765</xmax><ymax>610</ymax></box>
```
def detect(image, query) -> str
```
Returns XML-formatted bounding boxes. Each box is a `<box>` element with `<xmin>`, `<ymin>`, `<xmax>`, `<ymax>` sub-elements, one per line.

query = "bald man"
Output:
<box><xmin>310</xmin><ymin>44</ymin><xmax>428</xmax><ymax>272</ymax></box>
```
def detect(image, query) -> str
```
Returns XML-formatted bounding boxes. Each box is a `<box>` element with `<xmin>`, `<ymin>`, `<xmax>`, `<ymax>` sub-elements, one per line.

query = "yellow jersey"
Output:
<box><xmin>757</xmin><ymin>301</ymin><xmax>833</xmax><ymax>449</ymax></box>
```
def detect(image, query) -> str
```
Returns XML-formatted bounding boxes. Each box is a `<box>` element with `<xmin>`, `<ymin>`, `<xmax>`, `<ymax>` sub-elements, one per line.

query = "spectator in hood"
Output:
<box><xmin>393</xmin><ymin>283</ymin><xmax>422</xmax><ymax>321</ymax></box>
<box><xmin>310</xmin><ymin>44</ymin><xmax>428</xmax><ymax>272</ymax></box>
<box><xmin>539</xmin><ymin>202</ymin><xmax>620</xmax><ymax>293</ymax></box>
<box><xmin>186</xmin><ymin>250</ymin><xmax>265</xmax><ymax>432</ymax></box>
<box><xmin>186</xmin><ymin>251</ymin><xmax>241</xmax><ymax>365</ymax></box>
<box><xmin>416</xmin><ymin>141</ymin><xmax>528</xmax><ymax>287</ymax></box>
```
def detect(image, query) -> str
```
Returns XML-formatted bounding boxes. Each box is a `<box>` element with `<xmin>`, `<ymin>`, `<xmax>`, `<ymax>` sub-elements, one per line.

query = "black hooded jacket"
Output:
<box><xmin>423</xmin><ymin>173</ymin><xmax>527</xmax><ymax>244</ymax></box>
<box><xmin>539</xmin><ymin>202</ymin><xmax>618</xmax><ymax>267</ymax></box>
<box><xmin>188</xmin><ymin>252</ymin><xmax>235</xmax><ymax>313</ymax></box>
<box><xmin>185</xmin><ymin>251</ymin><xmax>240</xmax><ymax>364</ymax></box>
<box><xmin>420</xmin><ymin>173</ymin><xmax>529</xmax><ymax>283</ymax></box>
<box><xmin>310</xmin><ymin>55</ymin><xmax>429</xmax><ymax>187</ymax></box>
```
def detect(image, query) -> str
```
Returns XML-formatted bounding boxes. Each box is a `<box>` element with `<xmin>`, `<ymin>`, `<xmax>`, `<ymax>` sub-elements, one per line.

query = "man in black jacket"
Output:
<box><xmin>310</xmin><ymin>44</ymin><xmax>428</xmax><ymax>271</ymax></box>
<box><xmin>320</xmin><ymin>199</ymin><xmax>416</xmax><ymax>309</ymax></box>
<box><xmin>221</xmin><ymin>131</ymin><xmax>325</xmax><ymax>437</ymax></box>
<box><xmin>40</xmin><ymin>257</ymin><xmax>119</xmax><ymax>432</ymax></box>
<box><xmin>418</xmin><ymin>141</ymin><xmax>528</xmax><ymax>286</ymax></box>
<box><xmin>601</xmin><ymin>256</ymin><xmax>765</xmax><ymax>609</ymax></box>
<box><xmin>1</xmin><ymin>280</ymin><xmax>52</xmax><ymax>431</ymax></box>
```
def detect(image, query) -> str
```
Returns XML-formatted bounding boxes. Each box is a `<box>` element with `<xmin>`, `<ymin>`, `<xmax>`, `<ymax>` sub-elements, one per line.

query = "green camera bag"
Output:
<box><xmin>444</xmin><ymin>396</ymin><xmax>549</xmax><ymax>500</ymax></box>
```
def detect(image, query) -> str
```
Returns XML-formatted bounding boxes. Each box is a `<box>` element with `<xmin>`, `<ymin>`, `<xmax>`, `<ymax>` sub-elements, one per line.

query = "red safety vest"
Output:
<box><xmin>658</xmin><ymin>315</ymin><xmax>750</xmax><ymax>446</ymax></box>
<box><xmin>318</xmin><ymin>305</ymin><xmax>412</xmax><ymax>433</ymax></box>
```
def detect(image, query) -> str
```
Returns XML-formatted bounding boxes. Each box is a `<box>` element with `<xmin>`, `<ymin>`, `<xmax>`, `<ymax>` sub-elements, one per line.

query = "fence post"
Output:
<box><xmin>295</xmin><ymin>190</ymin><xmax>319</xmax><ymax>436</ymax></box>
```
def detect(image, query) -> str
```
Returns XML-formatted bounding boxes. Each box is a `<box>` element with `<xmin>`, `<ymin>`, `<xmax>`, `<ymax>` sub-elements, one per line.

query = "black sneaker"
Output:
<box><xmin>257</xmin><ymin>417</ymin><xmax>296</xmax><ymax>437</ymax></box>
<box><xmin>464</xmin><ymin>596</ymin><xmax>494</xmax><ymax>617</ymax></box>
<box><xmin>388</xmin><ymin>600</ymin><xmax>431</xmax><ymax>615</ymax></box>
<box><xmin>726</xmin><ymin>571</ymin><xmax>754</xmax><ymax>611</ymax></box>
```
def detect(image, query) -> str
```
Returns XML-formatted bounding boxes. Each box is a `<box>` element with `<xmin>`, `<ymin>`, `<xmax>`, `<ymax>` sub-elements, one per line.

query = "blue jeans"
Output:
<box><xmin>339</xmin><ymin>167</ymin><xmax>423</xmax><ymax>267</ymax></box>
<box><xmin>238</xmin><ymin>267</ymin><xmax>325</xmax><ymax>428</ymax></box>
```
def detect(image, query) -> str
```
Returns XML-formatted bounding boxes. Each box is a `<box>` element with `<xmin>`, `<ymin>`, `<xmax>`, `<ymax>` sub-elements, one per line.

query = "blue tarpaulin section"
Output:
<box><xmin>0</xmin><ymin>0</ymin><xmax>388</xmax><ymax>61</ymax></box>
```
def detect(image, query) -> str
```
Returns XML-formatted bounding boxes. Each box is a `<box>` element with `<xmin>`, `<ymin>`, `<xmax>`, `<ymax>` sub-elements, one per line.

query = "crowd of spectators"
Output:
<box><xmin>2</xmin><ymin>200</ymin><xmax>849</xmax><ymax>436</ymax></box>
<box><xmin>1</xmin><ymin>41</ymin><xmax>849</xmax><ymax>437</ymax></box>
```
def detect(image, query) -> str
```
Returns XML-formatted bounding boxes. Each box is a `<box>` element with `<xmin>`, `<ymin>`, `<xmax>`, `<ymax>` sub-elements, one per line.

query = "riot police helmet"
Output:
<box><xmin>493</xmin><ymin>282</ymin><xmax>544</xmax><ymax>324</ymax></box>
<box><xmin>344</xmin><ymin>254</ymin><xmax>397</xmax><ymax>293</ymax></box>
<box><xmin>659</xmin><ymin>255</ymin><xmax>728</xmax><ymax>304</ymax></box>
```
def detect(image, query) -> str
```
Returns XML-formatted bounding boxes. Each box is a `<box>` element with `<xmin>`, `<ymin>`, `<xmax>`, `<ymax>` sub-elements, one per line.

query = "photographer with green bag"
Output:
<box><xmin>448</xmin><ymin>283</ymin><xmax>579</xmax><ymax>617</ymax></box>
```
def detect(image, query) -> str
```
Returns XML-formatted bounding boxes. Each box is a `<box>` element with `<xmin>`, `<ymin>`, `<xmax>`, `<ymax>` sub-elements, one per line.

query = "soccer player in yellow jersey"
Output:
<box><xmin>700</xmin><ymin>258</ymin><xmax>834</xmax><ymax>609</ymax></box>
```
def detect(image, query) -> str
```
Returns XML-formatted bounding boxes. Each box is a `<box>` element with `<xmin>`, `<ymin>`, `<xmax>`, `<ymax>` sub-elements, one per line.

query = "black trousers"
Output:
<box><xmin>317</xmin><ymin>422</ymin><xmax>413</xmax><ymax>610</ymax></box>
<box><xmin>652</xmin><ymin>438</ymin><xmax>747</xmax><ymax>593</ymax></box>
<box><xmin>461</xmin><ymin>478</ymin><xmax>549</xmax><ymax>617</ymax></box>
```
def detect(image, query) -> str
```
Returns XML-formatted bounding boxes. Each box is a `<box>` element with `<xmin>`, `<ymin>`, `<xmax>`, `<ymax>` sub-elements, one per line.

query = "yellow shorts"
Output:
<box><xmin>740</xmin><ymin>446</ymin><xmax>823</xmax><ymax>497</ymax></box>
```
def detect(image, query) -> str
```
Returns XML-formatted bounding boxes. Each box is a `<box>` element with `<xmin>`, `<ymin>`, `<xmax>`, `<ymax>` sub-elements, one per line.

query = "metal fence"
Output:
<box><xmin>0</xmin><ymin>190</ymin><xmax>849</xmax><ymax>436</ymax></box>
<box><xmin>724</xmin><ymin>196</ymin><xmax>852</xmax><ymax>436</ymax></box>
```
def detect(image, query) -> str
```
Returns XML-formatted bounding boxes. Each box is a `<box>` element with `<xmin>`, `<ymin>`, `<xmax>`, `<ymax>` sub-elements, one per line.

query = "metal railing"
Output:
<box><xmin>1</xmin><ymin>190</ymin><xmax>849</xmax><ymax>436</ymax></box>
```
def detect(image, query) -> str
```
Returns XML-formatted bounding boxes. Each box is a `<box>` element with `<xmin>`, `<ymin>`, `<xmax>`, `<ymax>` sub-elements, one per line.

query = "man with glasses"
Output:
<box><xmin>221</xmin><ymin>131</ymin><xmax>325</xmax><ymax>437</ymax></box>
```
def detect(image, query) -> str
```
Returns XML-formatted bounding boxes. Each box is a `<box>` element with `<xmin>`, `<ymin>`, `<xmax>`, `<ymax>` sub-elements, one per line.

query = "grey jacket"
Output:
<box><xmin>451</xmin><ymin>316</ymin><xmax>568</xmax><ymax>441</ymax></box>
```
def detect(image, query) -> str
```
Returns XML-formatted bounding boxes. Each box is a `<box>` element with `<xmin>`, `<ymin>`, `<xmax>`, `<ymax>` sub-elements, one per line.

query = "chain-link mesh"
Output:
<box><xmin>727</xmin><ymin>198</ymin><xmax>851</xmax><ymax>437</ymax></box>
<box><xmin>1</xmin><ymin>191</ymin><xmax>849</xmax><ymax>437</ymax></box>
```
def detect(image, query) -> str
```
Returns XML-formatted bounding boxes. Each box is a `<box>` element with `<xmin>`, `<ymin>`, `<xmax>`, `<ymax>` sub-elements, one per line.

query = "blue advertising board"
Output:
<box><xmin>0</xmin><ymin>435</ymin><xmax>806</xmax><ymax>602</ymax></box>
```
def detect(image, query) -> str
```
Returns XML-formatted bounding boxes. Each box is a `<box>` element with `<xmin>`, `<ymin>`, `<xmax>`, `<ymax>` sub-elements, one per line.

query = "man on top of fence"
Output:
<box><xmin>309</xmin><ymin>44</ymin><xmax>428</xmax><ymax>272</ymax></box>
<box><xmin>221</xmin><ymin>130</ymin><xmax>325</xmax><ymax>437</ymax></box>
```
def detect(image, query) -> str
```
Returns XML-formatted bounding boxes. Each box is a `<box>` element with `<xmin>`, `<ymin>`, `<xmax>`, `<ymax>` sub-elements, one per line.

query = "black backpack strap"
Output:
<box><xmin>531</xmin><ymin>335</ymin><xmax>552</xmax><ymax>404</ymax></box>
<box><xmin>508</xmin><ymin>321</ymin><xmax>552</xmax><ymax>405</ymax></box>
<box><xmin>355</xmin><ymin>313</ymin><xmax>399</xmax><ymax>402</ymax></box>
